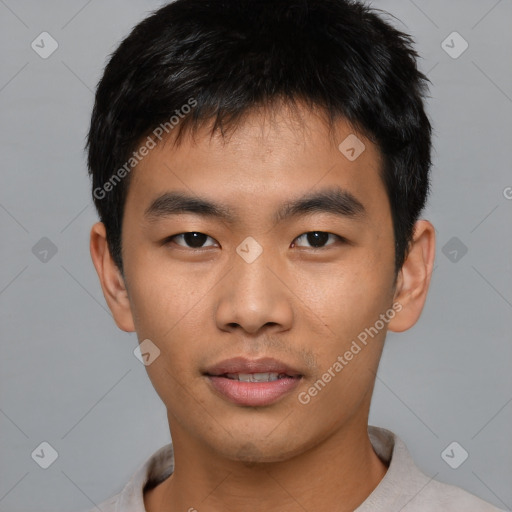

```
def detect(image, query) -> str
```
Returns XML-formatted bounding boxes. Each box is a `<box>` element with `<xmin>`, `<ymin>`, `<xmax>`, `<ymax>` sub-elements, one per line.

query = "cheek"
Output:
<box><xmin>126</xmin><ymin>279</ymin><xmax>213</xmax><ymax>415</ymax></box>
<box><xmin>126</xmin><ymin>251</ymin><xmax>208</xmax><ymax>339</ymax></box>
<box><xmin>299</xmin><ymin>269</ymin><xmax>389</xmax><ymax>412</ymax></box>
<box><xmin>300</xmin><ymin>258</ymin><xmax>391</xmax><ymax>339</ymax></box>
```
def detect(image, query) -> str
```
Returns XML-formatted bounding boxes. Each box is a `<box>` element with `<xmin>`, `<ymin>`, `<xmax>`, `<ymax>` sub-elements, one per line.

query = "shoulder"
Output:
<box><xmin>363</xmin><ymin>426</ymin><xmax>505</xmax><ymax>512</ymax></box>
<box><xmin>403</xmin><ymin>477</ymin><xmax>505</xmax><ymax>511</ymax></box>
<box><xmin>75</xmin><ymin>443</ymin><xmax>174</xmax><ymax>512</ymax></box>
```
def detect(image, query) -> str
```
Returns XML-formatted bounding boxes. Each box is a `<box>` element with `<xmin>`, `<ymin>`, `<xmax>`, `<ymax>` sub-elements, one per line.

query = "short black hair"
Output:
<box><xmin>86</xmin><ymin>0</ymin><xmax>432</xmax><ymax>277</ymax></box>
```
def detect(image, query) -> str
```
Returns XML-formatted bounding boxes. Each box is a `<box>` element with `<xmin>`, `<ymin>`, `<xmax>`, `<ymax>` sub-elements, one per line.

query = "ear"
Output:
<box><xmin>89</xmin><ymin>222</ymin><xmax>135</xmax><ymax>332</ymax></box>
<box><xmin>388</xmin><ymin>220</ymin><xmax>436</xmax><ymax>333</ymax></box>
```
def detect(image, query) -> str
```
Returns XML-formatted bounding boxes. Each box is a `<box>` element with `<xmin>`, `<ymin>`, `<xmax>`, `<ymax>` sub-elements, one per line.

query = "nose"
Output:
<box><xmin>215</xmin><ymin>244</ymin><xmax>294</xmax><ymax>335</ymax></box>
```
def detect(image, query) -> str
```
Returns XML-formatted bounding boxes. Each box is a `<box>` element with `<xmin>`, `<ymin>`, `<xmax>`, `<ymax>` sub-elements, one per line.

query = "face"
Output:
<box><xmin>115</xmin><ymin>104</ymin><xmax>400</xmax><ymax>462</ymax></box>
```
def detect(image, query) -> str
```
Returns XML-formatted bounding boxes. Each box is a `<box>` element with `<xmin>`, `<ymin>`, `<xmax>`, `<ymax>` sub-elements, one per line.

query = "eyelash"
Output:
<box><xmin>164</xmin><ymin>231</ymin><xmax>345</xmax><ymax>250</ymax></box>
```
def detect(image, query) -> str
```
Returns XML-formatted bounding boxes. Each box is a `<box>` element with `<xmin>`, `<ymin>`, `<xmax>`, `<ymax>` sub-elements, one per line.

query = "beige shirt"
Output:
<box><xmin>83</xmin><ymin>426</ymin><xmax>504</xmax><ymax>511</ymax></box>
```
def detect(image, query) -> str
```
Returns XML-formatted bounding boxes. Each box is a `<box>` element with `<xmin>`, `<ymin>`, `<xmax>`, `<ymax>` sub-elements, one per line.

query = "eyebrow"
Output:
<box><xmin>143</xmin><ymin>186</ymin><xmax>367</xmax><ymax>225</ymax></box>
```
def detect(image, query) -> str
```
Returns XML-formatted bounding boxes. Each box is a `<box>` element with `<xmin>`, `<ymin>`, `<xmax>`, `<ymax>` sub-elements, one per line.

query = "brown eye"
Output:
<box><xmin>168</xmin><ymin>232</ymin><xmax>218</xmax><ymax>249</ymax></box>
<box><xmin>292</xmin><ymin>231</ymin><xmax>341</xmax><ymax>249</ymax></box>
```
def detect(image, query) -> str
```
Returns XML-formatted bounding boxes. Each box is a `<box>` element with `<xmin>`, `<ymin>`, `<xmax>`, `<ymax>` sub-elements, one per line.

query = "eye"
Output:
<box><xmin>291</xmin><ymin>231</ymin><xmax>343</xmax><ymax>249</ymax></box>
<box><xmin>166</xmin><ymin>232</ymin><xmax>218</xmax><ymax>249</ymax></box>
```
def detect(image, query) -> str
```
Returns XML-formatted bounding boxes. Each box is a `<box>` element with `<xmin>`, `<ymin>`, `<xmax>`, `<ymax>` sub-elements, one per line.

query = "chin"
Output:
<box><xmin>209</xmin><ymin>431</ymin><xmax>308</xmax><ymax>465</ymax></box>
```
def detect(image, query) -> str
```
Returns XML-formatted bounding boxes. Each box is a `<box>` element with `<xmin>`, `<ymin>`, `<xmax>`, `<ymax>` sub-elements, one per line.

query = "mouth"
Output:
<box><xmin>222</xmin><ymin>372</ymin><xmax>297</xmax><ymax>382</ymax></box>
<box><xmin>203</xmin><ymin>356</ymin><xmax>303</xmax><ymax>378</ymax></box>
<box><xmin>203</xmin><ymin>357</ymin><xmax>303</xmax><ymax>406</ymax></box>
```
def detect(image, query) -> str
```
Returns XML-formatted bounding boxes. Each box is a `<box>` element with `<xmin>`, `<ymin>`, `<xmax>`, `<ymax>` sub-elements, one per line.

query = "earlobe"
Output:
<box><xmin>388</xmin><ymin>220</ymin><xmax>436</xmax><ymax>333</ymax></box>
<box><xmin>89</xmin><ymin>222</ymin><xmax>136</xmax><ymax>332</ymax></box>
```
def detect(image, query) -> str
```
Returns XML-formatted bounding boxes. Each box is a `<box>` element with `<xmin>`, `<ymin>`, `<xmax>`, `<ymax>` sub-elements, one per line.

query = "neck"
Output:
<box><xmin>144</xmin><ymin>416</ymin><xmax>388</xmax><ymax>512</ymax></box>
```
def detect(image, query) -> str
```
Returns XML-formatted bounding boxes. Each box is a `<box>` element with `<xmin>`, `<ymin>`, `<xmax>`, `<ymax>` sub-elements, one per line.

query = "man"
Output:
<box><xmin>85</xmin><ymin>0</ymin><xmax>504</xmax><ymax>510</ymax></box>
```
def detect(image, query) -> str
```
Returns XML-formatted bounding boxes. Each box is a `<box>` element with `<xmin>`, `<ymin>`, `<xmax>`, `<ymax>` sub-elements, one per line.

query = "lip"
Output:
<box><xmin>203</xmin><ymin>357</ymin><xmax>303</xmax><ymax>377</ymax></box>
<box><xmin>203</xmin><ymin>357</ymin><xmax>303</xmax><ymax>407</ymax></box>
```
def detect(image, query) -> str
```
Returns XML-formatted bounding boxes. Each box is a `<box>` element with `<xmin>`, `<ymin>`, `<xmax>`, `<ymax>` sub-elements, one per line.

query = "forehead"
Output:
<box><xmin>125</xmin><ymin>103</ymin><xmax>389</xmax><ymax>226</ymax></box>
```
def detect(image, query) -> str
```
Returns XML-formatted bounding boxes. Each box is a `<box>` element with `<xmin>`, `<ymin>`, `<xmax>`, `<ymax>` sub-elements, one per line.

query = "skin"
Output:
<box><xmin>90</xmin><ymin>102</ymin><xmax>435</xmax><ymax>512</ymax></box>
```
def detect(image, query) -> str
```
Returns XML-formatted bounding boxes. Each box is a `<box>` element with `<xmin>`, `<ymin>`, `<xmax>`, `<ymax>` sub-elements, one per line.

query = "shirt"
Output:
<box><xmin>83</xmin><ymin>425</ymin><xmax>505</xmax><ymax>511</ymax></box>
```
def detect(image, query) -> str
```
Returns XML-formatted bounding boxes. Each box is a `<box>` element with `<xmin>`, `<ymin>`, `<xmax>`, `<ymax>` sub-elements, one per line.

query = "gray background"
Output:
<box><xmin>0</xmin><ymin>0</ymin><xmax>511</xmax><ymax>511</ymax></box>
